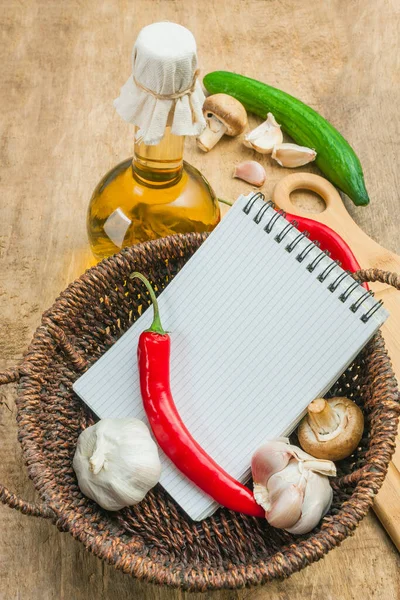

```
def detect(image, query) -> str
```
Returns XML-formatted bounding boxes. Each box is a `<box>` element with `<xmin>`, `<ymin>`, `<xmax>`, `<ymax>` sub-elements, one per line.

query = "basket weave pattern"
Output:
<box><xmin>0</xmin><ymin>234</ymin><xmax>399</xmax><ymax>591</ymax></box>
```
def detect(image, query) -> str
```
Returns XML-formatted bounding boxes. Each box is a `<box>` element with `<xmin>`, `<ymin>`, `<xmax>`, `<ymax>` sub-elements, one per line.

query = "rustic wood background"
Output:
<box><xmin>1</xmin><ymin>0</ymin><xmax>400</xmax><ymax>598</ymax></box>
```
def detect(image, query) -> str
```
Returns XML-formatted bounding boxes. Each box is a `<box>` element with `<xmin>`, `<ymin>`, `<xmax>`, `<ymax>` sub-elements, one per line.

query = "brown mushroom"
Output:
<box><xmin>297</xmin><ymin>397</ymin><xmax>364</xmax><ymax>461</ymax></box>
<box><xmin>196</xmin><ymin>94</ymin><xmax>247</xmax><ymax>152</ymax></box>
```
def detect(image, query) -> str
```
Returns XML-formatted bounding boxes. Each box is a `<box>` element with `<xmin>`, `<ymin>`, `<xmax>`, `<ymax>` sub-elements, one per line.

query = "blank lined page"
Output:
<box><xmin>73</xmin><ymin>193</ymin><xmax>388</xmax><ymax>521</ymax></box>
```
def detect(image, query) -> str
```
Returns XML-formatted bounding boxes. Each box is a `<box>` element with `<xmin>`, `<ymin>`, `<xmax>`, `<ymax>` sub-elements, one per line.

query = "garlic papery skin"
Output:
<box><xmin>73</xmin><ymin>418</ymin><xmax>161</xmax><ymax>511</ymax></box>
<box><xmin>233</xmin><ymin>160</ymin><xmax>266</xmax><ymax>187</ymax></box>
<box><xmin>251</xmin><ymin>439</ymin><xmax>336</xmax><ymax>534</ymax></box>
<box><xmin>271</xmin><ymin>143</ymin><xmax>317</xmax><ymax>168</ymax></box>
<box><xmin>244</xmin><ymin>113</ymin><xmax>283</xmax><ymax>154</ymax></box>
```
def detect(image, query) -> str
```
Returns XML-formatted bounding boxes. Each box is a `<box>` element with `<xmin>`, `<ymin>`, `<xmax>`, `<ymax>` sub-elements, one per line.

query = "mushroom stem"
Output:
<box><xmin>307</xmin><ymin>398</ymin><xmax>340</xmax><ymax>435</ymax></box>
<box><xmin>197</xmin><ymin>120</ymin><xmax>227</xmax><ymax>152</ymax></box>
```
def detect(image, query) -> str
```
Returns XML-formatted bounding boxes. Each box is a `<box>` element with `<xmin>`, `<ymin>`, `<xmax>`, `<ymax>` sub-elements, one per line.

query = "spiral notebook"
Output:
<box><xmin>73</xmin><ymin>192</ymin><xmax>388</xmax><ymax>521</ymax></box>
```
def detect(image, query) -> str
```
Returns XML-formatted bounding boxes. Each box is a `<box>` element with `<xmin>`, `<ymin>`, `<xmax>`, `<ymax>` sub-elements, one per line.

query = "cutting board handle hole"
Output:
<box><xmin>290</xmin><ymin>189</ymin><xmax>327</xmax><ymax>214</ymax></box>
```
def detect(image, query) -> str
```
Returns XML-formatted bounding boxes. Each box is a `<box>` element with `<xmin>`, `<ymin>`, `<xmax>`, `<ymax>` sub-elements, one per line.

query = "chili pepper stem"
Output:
<box><xmin>218</xmin><ymin>197</ymin><xmax>233</xmax><ymax>206</ymax></box>
<box><xmin>129</xmin><ymin>272</ymin><xmax>165</xmax><ymax>334</ymax></box>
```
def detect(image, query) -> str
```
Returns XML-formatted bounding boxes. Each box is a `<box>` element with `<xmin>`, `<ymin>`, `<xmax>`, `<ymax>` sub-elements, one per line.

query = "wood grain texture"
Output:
<box><xmin>0</xmin><ymin>0</ymin><xmax>399</xmax><ymax>598</ymax></box>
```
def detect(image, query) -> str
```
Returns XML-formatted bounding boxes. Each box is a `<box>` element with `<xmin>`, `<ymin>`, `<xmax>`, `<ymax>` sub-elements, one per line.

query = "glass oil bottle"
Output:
<box><xmin>88</xmin><ymin>127</ymin><xmax>219</xmax><ymax>260</ymax></box>
<box><xmin>87</xmin><ymin>22</ymin><xmax>220</xmax><ymax>261</ymax></box>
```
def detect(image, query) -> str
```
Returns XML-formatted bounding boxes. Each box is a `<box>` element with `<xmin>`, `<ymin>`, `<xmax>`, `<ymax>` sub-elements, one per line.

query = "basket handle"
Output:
<box><xmin>353</xmin><ymin>268</ymin><xmax>400</xmax><ymax>290</ymax></box>
<box><xmin>0</xmin><ymin>367</ymin><xmax>57</xmax><ymax>520</ymax></box>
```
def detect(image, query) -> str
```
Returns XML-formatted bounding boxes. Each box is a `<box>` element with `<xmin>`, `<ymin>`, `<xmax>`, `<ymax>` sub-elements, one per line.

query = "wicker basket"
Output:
<box><xmin>0</xmin><ymin>233</ymin><xmax>399</xmax><ymax>591</ymax></box>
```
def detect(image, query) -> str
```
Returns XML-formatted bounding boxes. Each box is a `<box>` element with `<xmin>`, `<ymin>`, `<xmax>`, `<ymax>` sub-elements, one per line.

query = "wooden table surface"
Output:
<box><xmin>1</xmin><ymin>1</ymin><xmax>400</xmax><ymax>598</ymax></box>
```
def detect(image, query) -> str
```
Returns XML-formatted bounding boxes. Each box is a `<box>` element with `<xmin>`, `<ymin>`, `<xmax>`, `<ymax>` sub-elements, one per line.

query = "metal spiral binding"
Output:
<box><xmin>317</xmin><ymin>260</ymin><xmax>340</xmax><ymax>282</ymax></box>
<box><xmin>264</xmin><ymin>210</ymin><xmax>284</xmax><ymax>233</ymax></box>
<box><xmin>243</xmin><ymin>192</ymin><xmax>265</xmax><ymax>214</ymax></box>
<box><xmin>242</xmin><ymin>192</ymin><xmax>384</xmax><ymax>323</ymax></box>
<box><xmin>328</xmin><ymin>271</ymin><xmax>349</xmax><ymax>292</ymax></box>
<box><xmin>361</xmin><ymin>299</ymin><xmax>384</xmax><ymax>323</ymax></box>
<box><xmin>350</xmin><ymin>290</ymin><xmax>374</xmax><ymax>313</ymax></box>
<box><xmin>254</xmin><ymin>201</ymin><xmax>274</xmax><ymax>224</ymax></box>
<box><xmin>275</xmin><ymin>221</ymin><xmax>298</xmax><ymax>243</ymax></box>
<box><xmin>339</xmin><ymin>281</ymin><xmax>360</xmax><ymax>302</ymax></box>
<box><xmin>307</xmin><ymin>249</ymin><xmax>330</xmax><ymax>272</ymax></box>
<box><xmin>296</xmin><ymin>240</ymin><xmax>320</xmax><ymax>263</ymax></box>
<box><xmin>286</xmin><ymin>230</ymin><xmax>308</xmax><ymax>253</ymax></box>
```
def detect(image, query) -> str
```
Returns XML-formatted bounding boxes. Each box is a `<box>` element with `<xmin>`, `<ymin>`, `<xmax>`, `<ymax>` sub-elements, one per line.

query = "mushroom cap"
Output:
<box><xmin>297</xmin><ymin>397</ymin><xmax>364</xmax><ymax>462</ymax></box>
<box><xmin>202</xmin><ymin>94</ymin><xmax>247</xmax><ymax>136</ymax></box>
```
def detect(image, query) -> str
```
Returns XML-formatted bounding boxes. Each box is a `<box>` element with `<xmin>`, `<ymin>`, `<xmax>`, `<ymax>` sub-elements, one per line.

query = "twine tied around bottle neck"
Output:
<box><xmin>133</xmin><ymin>69</ymin><xmax>200</xmax><ymax>100</ymax></box>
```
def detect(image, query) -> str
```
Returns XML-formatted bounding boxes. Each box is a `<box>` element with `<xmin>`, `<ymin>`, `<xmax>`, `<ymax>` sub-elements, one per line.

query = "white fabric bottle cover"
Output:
<box><xmin>114</xmin><ymin>22</ymin><xmax>206</xmax><ymax>146</ymax></box>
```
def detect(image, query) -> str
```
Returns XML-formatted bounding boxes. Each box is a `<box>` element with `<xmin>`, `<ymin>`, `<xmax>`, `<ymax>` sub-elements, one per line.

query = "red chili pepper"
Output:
<box><xmin>285</xmin><ymin>213</ymin><xmax>367</xmax><ymax>289</ymax></box>
<box><xmin>131</xmin><ymin>272</ymin><xmax>264</xmax><ymax>518</ymax></box>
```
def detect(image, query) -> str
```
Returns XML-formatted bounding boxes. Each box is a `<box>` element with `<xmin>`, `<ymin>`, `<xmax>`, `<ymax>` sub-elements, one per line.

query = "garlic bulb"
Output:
<box><xmin>244</xmin><ymin>113</ymin><xmax>283</xmax><ymax>154</ymax></box>
<box><xmin>233</xmin><ymin>160</ymin><xmax>266</xmax><ymax>187</ymax></box>
<box><xmin>73</xmin><ymin>418</ymin><xmax>161</xmax><ymax>511</ymax></box>
<box><xmin>271</xmin><ymin>143</ymin><xmax>317</xmax><ymax>167</ymax></box>
<box><xmin>252</xmin><ymin>438</ymin><xmax>336</xmax><ymax>534</ymax></box>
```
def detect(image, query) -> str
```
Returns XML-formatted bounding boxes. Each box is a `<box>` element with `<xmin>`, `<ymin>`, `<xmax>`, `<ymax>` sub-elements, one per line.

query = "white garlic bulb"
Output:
<box><xmin>73</xmin><ymin>418</ymin><xmax>161</xmax><ymax>511</ymax></box>
<box><xmin>252</xmin><ymin>438</ymin><xmax>336</xmax><ymax>534</ymax></box>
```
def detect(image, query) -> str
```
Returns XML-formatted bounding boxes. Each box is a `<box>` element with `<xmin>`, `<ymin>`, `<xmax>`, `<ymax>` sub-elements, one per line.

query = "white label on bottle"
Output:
<box><xmin>103</xmin><ymin>208</ymin><xmax>132</xmax><ymax>248</ymax></box>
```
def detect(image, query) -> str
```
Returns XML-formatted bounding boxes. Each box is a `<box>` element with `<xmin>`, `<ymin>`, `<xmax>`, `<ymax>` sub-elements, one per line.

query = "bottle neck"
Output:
<box><xmin>132</xmin><ymin>126</ymin><xmax>185</xmax><ymax>187</ymax></box>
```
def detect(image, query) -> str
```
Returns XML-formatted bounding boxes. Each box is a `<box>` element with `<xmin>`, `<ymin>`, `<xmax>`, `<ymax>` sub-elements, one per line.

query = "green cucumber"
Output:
<box><xmin>203</xmin><ymin>71</ymin><xmax>369</xmax><ymax>206</ymax></box>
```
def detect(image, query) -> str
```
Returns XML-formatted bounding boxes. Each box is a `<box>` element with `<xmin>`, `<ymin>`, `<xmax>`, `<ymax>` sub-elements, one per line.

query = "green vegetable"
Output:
<box><xmin>203</xmin><ymin>71</ymin><xmax>369</xmax><ymax>206</ymax></box>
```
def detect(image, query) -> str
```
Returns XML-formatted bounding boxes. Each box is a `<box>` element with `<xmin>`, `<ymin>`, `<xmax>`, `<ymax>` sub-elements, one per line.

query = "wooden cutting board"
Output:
<box><xmin>272</xmin><ymin>172</ymin><xmax>400</xmax><ymax>550</ymax></box>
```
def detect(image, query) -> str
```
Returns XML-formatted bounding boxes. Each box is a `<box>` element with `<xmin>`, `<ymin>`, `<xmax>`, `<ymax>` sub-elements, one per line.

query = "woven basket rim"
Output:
<box><xmin>11</xmin><ymin>234</ymin><xmax>400</xmax><ymax>590</ymax></box>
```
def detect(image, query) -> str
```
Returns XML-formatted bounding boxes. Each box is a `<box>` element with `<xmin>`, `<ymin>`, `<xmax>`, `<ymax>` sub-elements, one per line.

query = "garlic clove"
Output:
<box><xmin>271</xmin><ymin>143</ymin><xmax>317</xmax><ymax>168</ymax></box>
<box><xmin>285</xmin><ymin>470</ymin><xmax>333</xmax><ymax>535</ymax></box>
<box><xmin>244</xmin><ymin>113</ymin><xmax>283</xmax><ymax>154</ymax></box>
<box><xmin>251</xmin><ymin>440</ymin><xmax>292</xmax><ymax>486</ymax></box>
<box><xmin>233</xmin><ymin>160</ymin><xmax>266</xmax><ymax>187</ymax></box>
<box><xmin>265</xmin><ymin>476</ymin><xmax>304</xmax><ymax>529</ymax></box>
